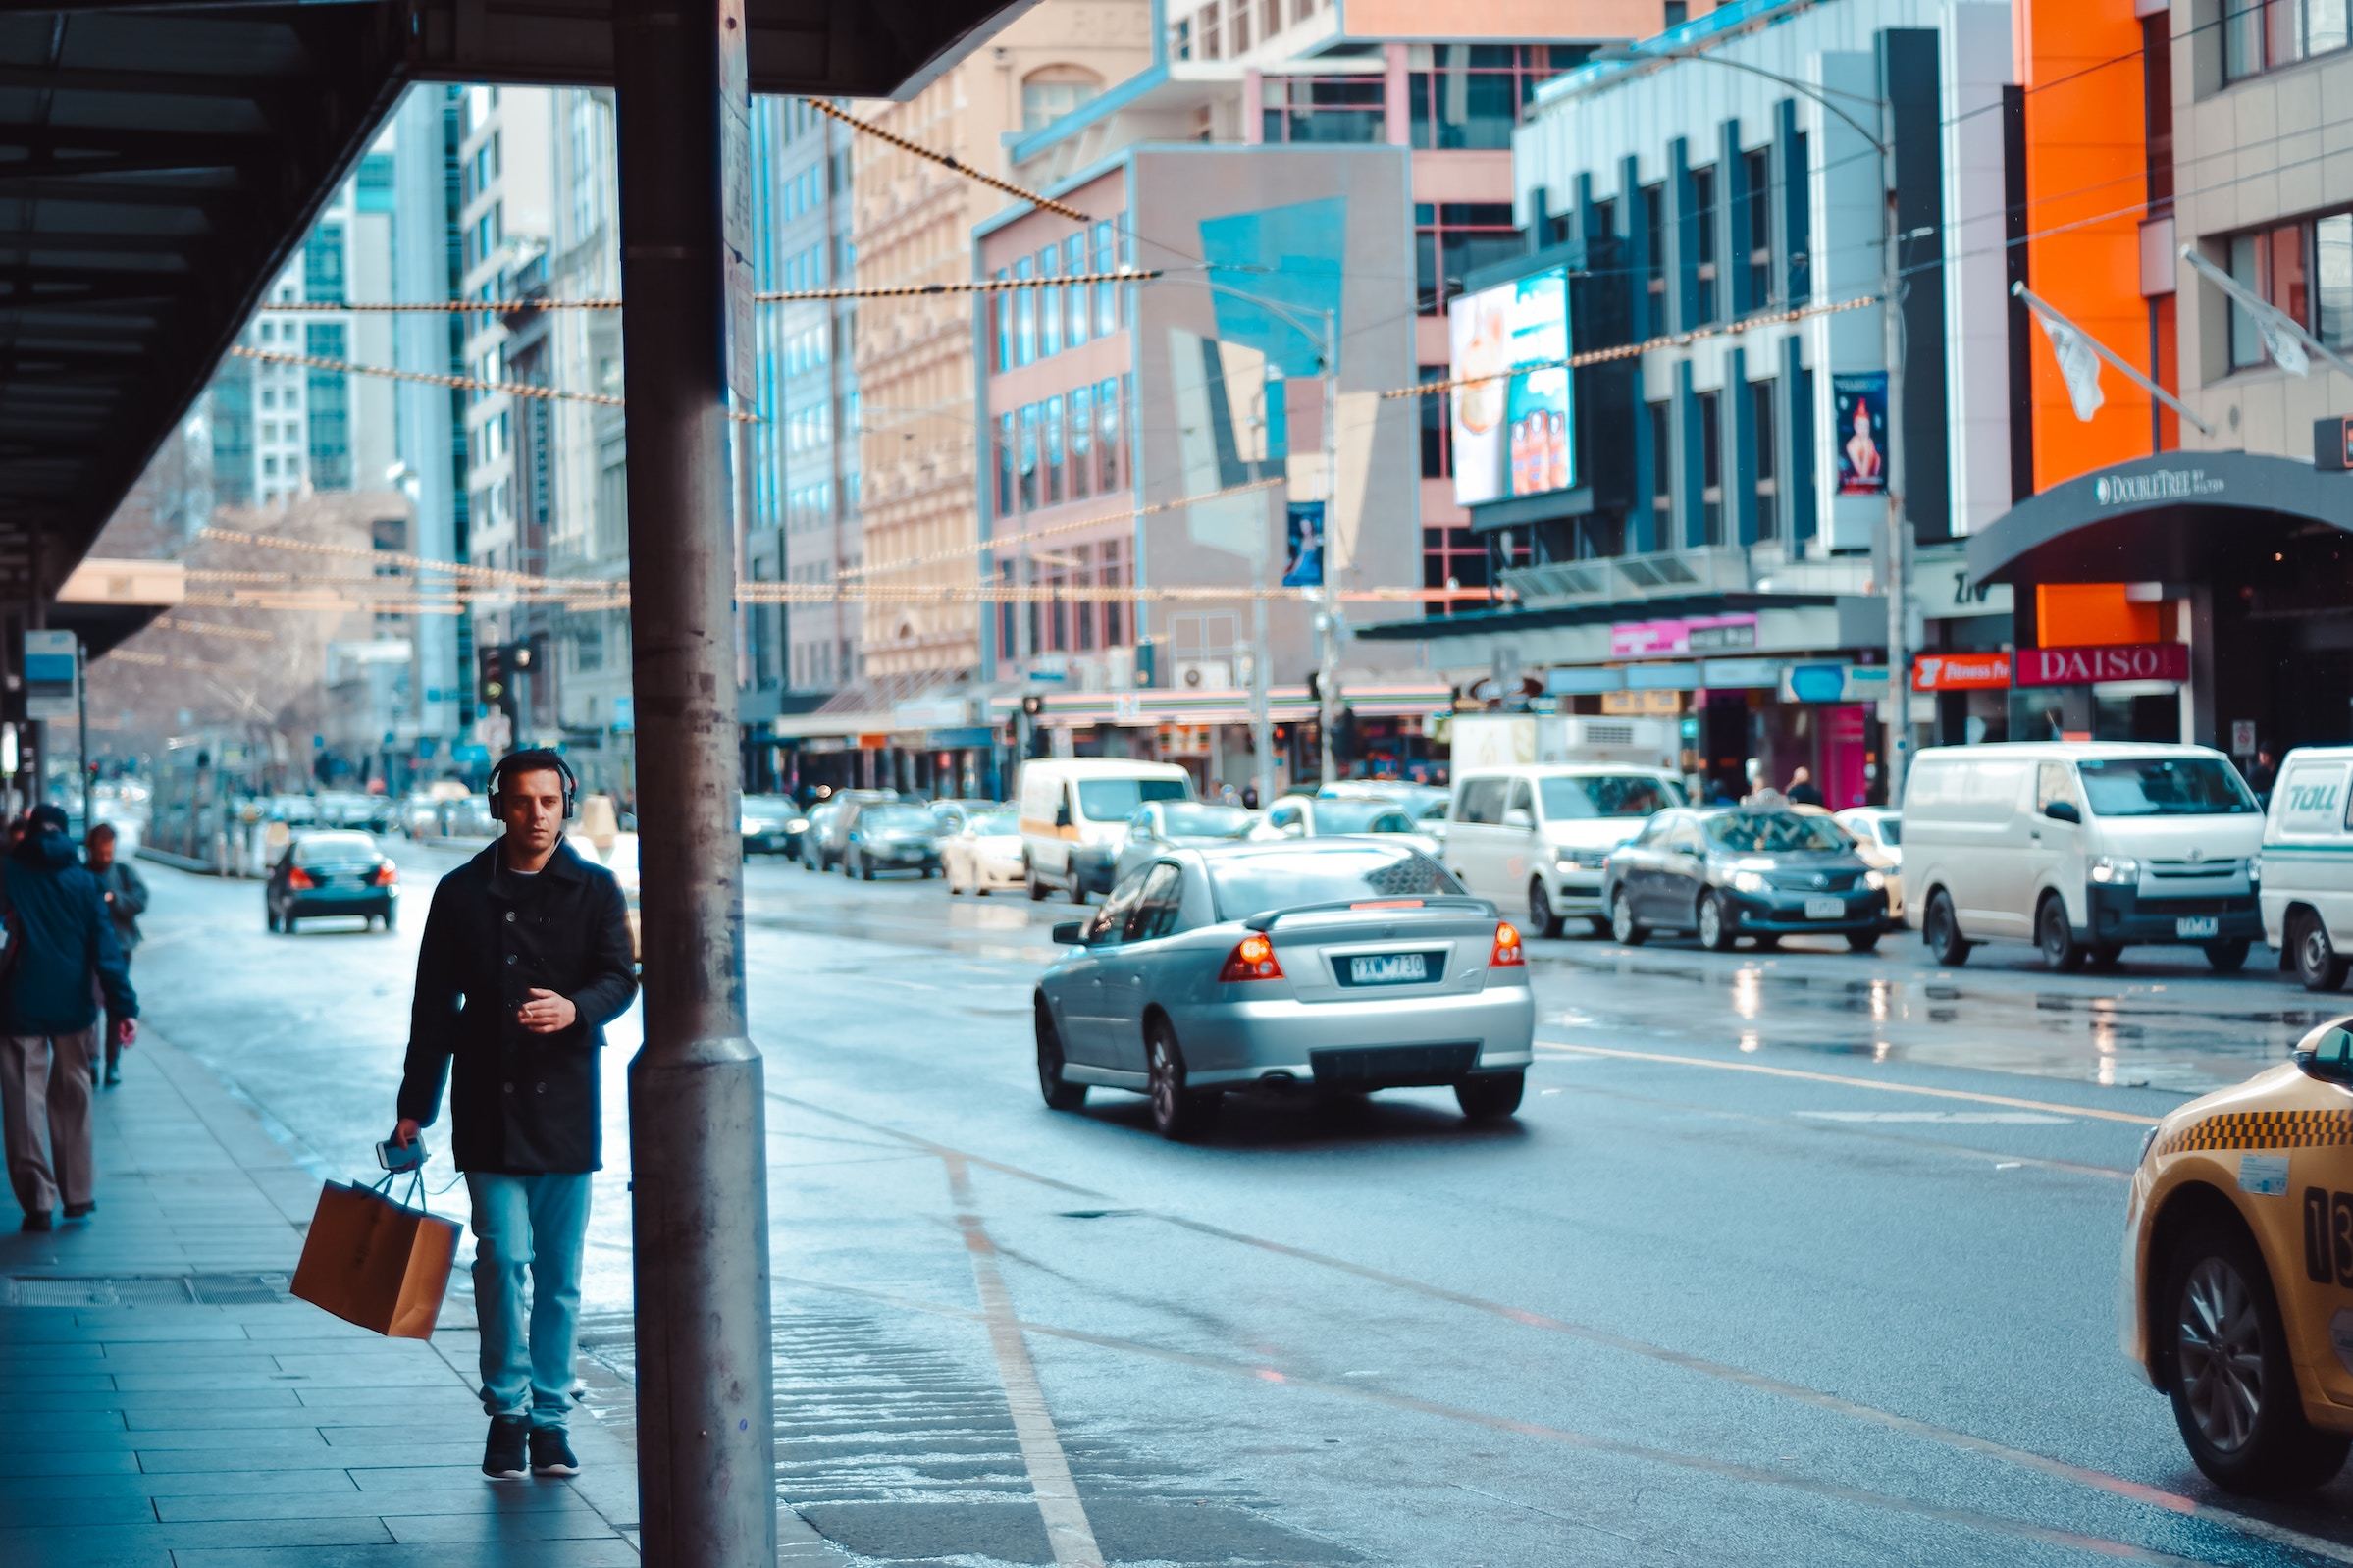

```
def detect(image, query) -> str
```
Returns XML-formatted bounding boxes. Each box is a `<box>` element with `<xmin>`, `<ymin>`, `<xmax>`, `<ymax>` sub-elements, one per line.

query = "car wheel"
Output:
<box><xmin>2037</xmin><ymin>896</ymin><xmax>2085</xmax><ymax>973</ymax></box>
<box><xmin>265</xmin><ymin>904</ymin><xmax>279</xmax><ymax>934</ymax></box>
<box><xmin>2163</xmin><ymin>1219</ymin><xmax>2352</xmax><ymax>1494</ymax></box>
<box><xmin>1609</xmin><ymin>889</ymin><xmax>1647</xmax><ymax>946</ymax></box>
<box><xmin>1527</xmin><ymin>880</ymin><xmax>1562</xmax><ymax>940</ymax></box>
<box><xmin>1454</xmin><ymin>1071</ymin><xmax>1524</xmax><ymax>1121</ymax></box>
<box><xmin>283</xmin><ymin>915</ymin><xmax>298</xmax><ymax>935</ymax></box>
<box><xmin>1924</xmin><ymin>890</ymin><xmax>1970</xmax><ymax>967</ymax></box>
<box><xmin>1035</xmin><ymin>1003</ymin><xmax>1087</xmax><ymax>1112</ymax></box>
<box><xmin>1845</xmin><ymin>929</ymin><xmax>1880</xmax><ymax>954</ymax></box>
<box><xmin>2205</xmin><ymin>938</ymin><xmax>2253</xmax><ymax>975</ymax></box>
<box><xmin>1026</xmin><ymin>861</ymin><xmax>1048</xmax><ymax>902</ymax></box>
<box><xmin>1069</xmin><ymin>870</ymin><xmax>1088</xmax><ymax>905</ymax></box>
<box><xmin>1145</xmin><ymin>1019</ymin><xmax>1219</xmax><ymax>1141</ymax></box>
<box><xmin>2293</xmin><ymin>912</ymin><xmax>2351</xmax><ymax>992</ymax></box>
<box><xmin>1697</xmin><ymin>892</ymin><xmax>1735</xmax><ymax>952</ymax></box>
<box><xmin>859</xmin><ymin>855</ymin><xmax>875</xmax><ymax>882</ymax></box>
<box><xmin>382</xmin><ymin>907</ymin><xmax>396</xmax><ymax>933</ymax></box>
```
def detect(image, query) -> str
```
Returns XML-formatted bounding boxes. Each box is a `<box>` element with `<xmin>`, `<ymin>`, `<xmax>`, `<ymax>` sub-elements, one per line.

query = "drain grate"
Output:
<box><xmin>1</xmin><ymin>1274</ymin><xmax>289</xmax><ymax>1307</ymax></box>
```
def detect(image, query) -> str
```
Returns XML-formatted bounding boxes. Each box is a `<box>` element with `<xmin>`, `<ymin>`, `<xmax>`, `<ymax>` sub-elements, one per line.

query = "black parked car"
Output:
<box><xmin>266</xmin><ymin>830</ymin><xmax>398</xmax><ymax>934</ymax></box>
<box><xmin>1601</xmin><ymin>807</ymin><xmax>1888</xmax><ymax>953</ymax></box>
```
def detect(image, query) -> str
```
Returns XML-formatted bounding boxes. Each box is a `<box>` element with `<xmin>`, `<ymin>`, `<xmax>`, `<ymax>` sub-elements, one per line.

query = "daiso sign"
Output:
<box><xmin>2013</xmin><ymin>643</ymin><xmax>2190</xmax><ymax>688</ymax></box>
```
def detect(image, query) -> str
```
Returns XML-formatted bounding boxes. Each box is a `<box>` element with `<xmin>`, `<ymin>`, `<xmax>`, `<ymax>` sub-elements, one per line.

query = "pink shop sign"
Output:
<box><xmin>1609</xmin><ymin>613</ymin><xmax>1759</xmax><ymax>658</ymax></box>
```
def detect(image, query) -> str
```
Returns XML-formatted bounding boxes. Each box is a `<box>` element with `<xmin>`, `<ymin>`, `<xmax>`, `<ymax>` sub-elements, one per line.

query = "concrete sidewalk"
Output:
<box><xmin>0</xmin><ymin>1029</ymin><xmax>642</xmax><ymax>1567</ymax></box>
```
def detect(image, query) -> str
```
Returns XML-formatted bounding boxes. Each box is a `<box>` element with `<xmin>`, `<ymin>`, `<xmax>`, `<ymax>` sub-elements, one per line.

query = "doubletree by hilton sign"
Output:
<box><xmin>2013</xmin><ymin>643</ymin><xmax>2190</xmax><ymax>688</ymax></box>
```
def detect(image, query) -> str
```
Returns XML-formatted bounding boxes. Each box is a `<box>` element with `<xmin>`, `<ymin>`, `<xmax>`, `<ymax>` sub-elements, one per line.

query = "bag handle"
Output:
<box><xmin>370</xmin><ymin>1168</ymin><xmax>428</xmax><ymax>1210</ymax></box>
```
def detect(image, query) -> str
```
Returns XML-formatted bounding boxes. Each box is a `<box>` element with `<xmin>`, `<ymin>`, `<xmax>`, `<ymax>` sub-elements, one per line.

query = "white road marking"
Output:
<box><xmin>945</xmin><ymin>1157</ymin><xmax>1105</xmax><ymax>1568</ymax></box>
<box><xmin>1793</xmin><ymin>1111</ymin><xmax>2073</xmax><ymax>1125</ymax></box>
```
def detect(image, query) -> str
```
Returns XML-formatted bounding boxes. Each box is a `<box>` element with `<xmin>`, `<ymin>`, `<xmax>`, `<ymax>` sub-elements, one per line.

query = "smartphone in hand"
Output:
<box><xmin>377</xmin><ymin>1137</ymin><xmax>426</xmax><ymax>1173</ymax></box>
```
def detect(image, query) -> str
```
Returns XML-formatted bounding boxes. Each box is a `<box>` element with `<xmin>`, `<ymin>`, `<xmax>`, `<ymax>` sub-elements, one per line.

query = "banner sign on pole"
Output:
<box><xmin>1281</xmin><ymin>500</ymin><xmax>1325</xmax><ymax>588</ymax></box>
<box><xmin>23</xmin><ymin>630</ymin><xmax>77</xmax><ymax>722</ymax></box>
<box><xmin>1833</xmin><ymin>372</ymin><xmax>1889</xmax><ymax>496</ymax></box>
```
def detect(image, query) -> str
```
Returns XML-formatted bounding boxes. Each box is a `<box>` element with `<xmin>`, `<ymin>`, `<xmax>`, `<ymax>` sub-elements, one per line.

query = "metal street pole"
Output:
<box><xmin>1316</xmin><ymin>305</ymin><xmax>1341</xmax><ymax>785</ymax></box>
<box><xmin>1879</xmin><ymin>142</ymin><xmax>1910</xmax><ymax>807</ymax></box>
<box><xmin>611</xmin><ymin>2</ymin><xmax>774</xmax><ymax>1564</ymax></box>
<box><xmin>1249</xmin><ymin>555</ymin><xmax>1274</xmax><ymax>806</ymax></box>
<box><xmin>76</xmin><ymin>638</ymin><xmax>89</xmax><ymax>834</ymax></box>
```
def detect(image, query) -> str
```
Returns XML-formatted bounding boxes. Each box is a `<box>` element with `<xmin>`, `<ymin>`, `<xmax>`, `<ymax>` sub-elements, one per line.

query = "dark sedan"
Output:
<box><xmin>1601</xmin><ymin>807</ymin><xmax>1888</xmax><ymax>953</ymax></box>
<box><xmin>266</xmin><ymin>831</ymin><xmax>398</xmax><ymax>934</ymax></box>
<box><xmin>842</xmin><ymin>803</ymin><xmax>942</xmax><ymax>880</ymax></box>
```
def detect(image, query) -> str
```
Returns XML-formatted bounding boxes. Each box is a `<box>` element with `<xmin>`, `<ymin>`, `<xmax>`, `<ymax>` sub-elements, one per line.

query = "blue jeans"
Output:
<box><xmin>465</xmin><ymin>1172</ymin><xmax>592</xmax><ymax>1430</ymax></box>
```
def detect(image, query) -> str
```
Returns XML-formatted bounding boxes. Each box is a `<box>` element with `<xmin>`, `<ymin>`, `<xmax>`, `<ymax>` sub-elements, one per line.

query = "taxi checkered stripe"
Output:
<box><xmin>2156</xmin><ymin>1109</ymin><xmax>2353</xmax><ymax>1157</ymax></box>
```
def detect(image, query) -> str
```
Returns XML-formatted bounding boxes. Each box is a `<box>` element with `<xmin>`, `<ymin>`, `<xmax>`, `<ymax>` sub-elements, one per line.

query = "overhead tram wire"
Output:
<box><xmin>254</xmin><ymin>271</ymin><xmax>1160</xmax><ymax>313</ymax></box>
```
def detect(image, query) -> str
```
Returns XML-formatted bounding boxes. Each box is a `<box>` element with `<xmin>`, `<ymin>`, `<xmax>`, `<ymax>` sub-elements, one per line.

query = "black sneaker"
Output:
<box><xmin>19</xmin><ymin>1210</ymin><xmax>51</xmax><ymax>1232</ymax></box>
<box><xmin>482</xmin><ymin>1415</ymin><xmax>528</xmax><ymax>1480</ymax></box>
<box><xmin>63</xmin><ymin>1202</ymin><xmax>94</xmax><ymax>1222</ymax></box>
<box><xmin>528</xmin><ymin>1426</ymin><xmax>580</xmax><ymax>1477</ymax></box>
<box><xmin>103</xmin><ymin>1070</ymin><xmax>120</xmax><ymax>1088</ymax></box>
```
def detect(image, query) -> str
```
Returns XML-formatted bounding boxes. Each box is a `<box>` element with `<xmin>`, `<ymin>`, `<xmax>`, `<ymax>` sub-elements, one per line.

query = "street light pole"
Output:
<box><xmin>1317</xmin><ymin>304</ymin><xmax>1342</xmax><ymax>786</ymax></box>
<box><xmin>611</xmin><ymin>2</ymin><xmax>775</xmax><ymax>1564</ymax></box>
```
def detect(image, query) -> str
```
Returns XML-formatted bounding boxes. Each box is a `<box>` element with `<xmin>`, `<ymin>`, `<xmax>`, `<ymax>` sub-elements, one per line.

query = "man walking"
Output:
<box><xmin>83</xmin><ymin>824</ymin><xmax>146</xmax><ymax>1088</ymax></box>
<box><xmin>391</xmin><ymin>750</ymin><xmax>636</xmax><ymax>1481</ymax></box>
<box><xmin>0</xmin><ymin>805</ymin><xmax>135</xmax><ymax>1230</ymax></box>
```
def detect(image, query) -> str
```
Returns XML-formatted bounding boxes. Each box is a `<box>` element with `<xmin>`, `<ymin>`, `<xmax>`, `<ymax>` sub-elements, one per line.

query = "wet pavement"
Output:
<box><xmin>108</xmin><ymin>840</ymin><xmax>2353</xmax><ymax>1566</ymax></box>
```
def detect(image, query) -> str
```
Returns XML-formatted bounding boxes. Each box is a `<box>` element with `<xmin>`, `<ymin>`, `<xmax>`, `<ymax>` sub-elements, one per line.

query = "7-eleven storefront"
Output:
<box><xmin>989</xmin><ymin>682</ymin><xmax>1456</xmax><ymax>795</ymax></box>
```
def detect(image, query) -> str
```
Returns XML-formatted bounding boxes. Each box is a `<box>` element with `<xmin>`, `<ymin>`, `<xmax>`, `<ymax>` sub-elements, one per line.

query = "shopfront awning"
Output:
<box><xmin>1966</xmin><ymin>450</ymin><xmax>2353</xmax><ymax>587</ymax></box>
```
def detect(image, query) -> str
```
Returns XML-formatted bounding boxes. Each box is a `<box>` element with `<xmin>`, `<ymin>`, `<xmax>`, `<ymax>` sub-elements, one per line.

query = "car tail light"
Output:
<box><xmin>372</xmin><ymin>863</ymin><xmax>398</xmax><ymax>886</ymax></box>
<box><xmin>287</xmin><ymin>867</ymin><xmax>315</xmax><ymax>890</ymax></box>
<box><xmin>1218</xmin><ymin>933</ymin><xmax>1285</xmax><ymax>983</ymax></box>
<box><xmin>1490</xmin><ymin>920</ymin><xmax>1525</xmax><ymax>967</ymax></box>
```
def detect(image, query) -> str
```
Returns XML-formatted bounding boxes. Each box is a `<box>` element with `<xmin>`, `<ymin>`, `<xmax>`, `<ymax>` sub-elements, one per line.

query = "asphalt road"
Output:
<box><xmin>119</xmin><ymin>839</ymin><xmax>2353</xmax><ymax>1567</ymax></box>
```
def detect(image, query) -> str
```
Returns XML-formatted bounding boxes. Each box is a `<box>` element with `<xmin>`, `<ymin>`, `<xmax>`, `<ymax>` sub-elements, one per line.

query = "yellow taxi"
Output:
<box><xmin>2122</xmin><ymin>1018</ymin><xmax>2353</xmax><ymax>1492</ymax></box>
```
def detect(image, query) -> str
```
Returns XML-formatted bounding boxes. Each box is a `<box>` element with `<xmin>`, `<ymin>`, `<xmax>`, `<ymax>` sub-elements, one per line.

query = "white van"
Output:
<box><xmin>1017</xmin><ymin>758</ymin><xmax>1194</xmax><ymax>905</ymax></box>
<box><xmin>1446</xmin><ymin>764</ymin><xmax>1687</xmax><ymax>938</ymax></box>
<box><xmin>1902</xmin><ymin>742</ymin><xmax>2264</xmax><ymax>973</ymax></box>
<box><xmin>2258</xmin><ymin>746</ymin><xmax>2353</xmax><ymax>990</ymax></box>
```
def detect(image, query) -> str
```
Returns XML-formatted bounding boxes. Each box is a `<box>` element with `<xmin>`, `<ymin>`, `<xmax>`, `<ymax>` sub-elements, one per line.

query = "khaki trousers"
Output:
<box><xmin>0</xmin><ymin>1027</ymin><xmax>95</xmax><ymax>1216</ymax></box>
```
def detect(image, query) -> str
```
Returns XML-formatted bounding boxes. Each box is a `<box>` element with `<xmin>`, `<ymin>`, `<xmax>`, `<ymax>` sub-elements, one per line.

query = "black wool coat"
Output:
<box><xmin>396</xmin><ymin>840</ymin><xmax>638</xmax><ymax>1174</ymax></box>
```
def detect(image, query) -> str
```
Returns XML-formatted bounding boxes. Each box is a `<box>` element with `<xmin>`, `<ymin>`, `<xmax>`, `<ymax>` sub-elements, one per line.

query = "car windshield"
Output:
<box><xmin>1315</xmin><ymin>800</ymin><xmax>1415</xmax><ymax>834</ymax></box>
<box><xmin>1701</xmin><ymin>810</ymin><xmax>1849</xmax><ymax>854</ymax></box>
<box><xmin>1077</xmin><ymin>777</ymin><xmax>1191</xmax><ymax>817</ymax></box>
<box><xmin>1872</xmin><ymin>816</ymin><xmax>1902</xmax><ymax>845</ymax></box>
<box><xmin>293</xmin><ymin>833</ymin><xmax>378</xmax><ymax>863</ymax></box>
<box><xmin>861</xmin><ymin>807</ymin><xmax>934</xmax><ymax>833</ymax></box>
<box><xmin>2077</xmin><ymin>758</ymin><xmax>2258</xmax><ymax>817</ymax></box>
<box><xmin>743</xmin><ymin>795</ymin><xmax>796</xmax><ymax>815</ymax></box>
<box><xmin>969</xmin><ymin>810</ymin><xmax>1020</xmax><ymax>835</ymax></box>
<box><xmin>1541</xmin><ymin>774</ymin><xmax>1681</xmax><ymax>819</ymax></box>
<box><xmin>1159</xmin><ymin>802</ymin><xmax>1255</xmax><ymax>838</ymax></box>
<box><xmin>1208</xmin><ymin>845</ymin><xmax>1460</xmax><ymax>919</ymax></box>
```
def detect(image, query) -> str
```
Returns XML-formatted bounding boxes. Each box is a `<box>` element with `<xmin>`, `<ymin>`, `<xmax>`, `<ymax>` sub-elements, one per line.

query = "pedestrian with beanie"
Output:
<box><xmin>0</xmin><ymin>804</ymin><xmax>135</xmax><ymax>1230</ymax></box>
<box><xmin>389</xmin><ymin>749</ymin><xmax>636</xmax><ymax>1481</ymax></box>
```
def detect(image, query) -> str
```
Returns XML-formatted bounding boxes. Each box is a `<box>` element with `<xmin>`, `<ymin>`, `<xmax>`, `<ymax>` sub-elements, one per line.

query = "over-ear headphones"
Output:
<box><xmin>489</xmin><ymin>748</ymin><xmax>578</xmax><ymax>821</ymax></box>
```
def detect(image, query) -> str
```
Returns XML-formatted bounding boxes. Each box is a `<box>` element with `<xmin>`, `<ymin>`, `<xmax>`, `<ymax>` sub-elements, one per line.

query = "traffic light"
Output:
<box><xmin>477</xmin><ymin>642</ymin><xmax>507</xmax><ymax>712</ymax></box>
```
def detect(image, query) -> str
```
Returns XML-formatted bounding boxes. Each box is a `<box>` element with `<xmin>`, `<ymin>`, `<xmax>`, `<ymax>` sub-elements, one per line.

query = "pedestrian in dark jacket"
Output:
<box><xmin>83</xmin><ymin>824</ymin><xmax>147</xmax><ymax>1089</ymax></box>
<box><xmin>390</xmin><ymin>750</ymin><xmax>636</xmax><ymax>1481</ymax></box>
<box><xmin>0</xmin><ymin>805</ymin><xmax>135</xmax><ymax>1230</ymax></box>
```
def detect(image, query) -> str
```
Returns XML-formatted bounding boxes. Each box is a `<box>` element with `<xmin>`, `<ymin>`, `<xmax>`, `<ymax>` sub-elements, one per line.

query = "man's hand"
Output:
<box><xmin>391</xmin><ymin>1117</ymin><xmax>421</xmax><ymax>1147</ymax></box>
<box><xmin>116</xmin><ymin>1018</ymin><xmax>135</xmax><ymax>1048</ymax></box>
<box><xmin>517</xmin><ymin>988</ymin><xmax>578</xmax><ymax>1034</ymax></box>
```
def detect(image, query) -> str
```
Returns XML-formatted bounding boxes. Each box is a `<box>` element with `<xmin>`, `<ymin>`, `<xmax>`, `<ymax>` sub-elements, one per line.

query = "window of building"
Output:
<box><xmin>1229</xmin><ymin>1</ymin><xmax>1252</xmax><ymax>53</ymax></box>
<box><xmin>1093</xmin><ymin>222</ymin><xmax>1118</xmax><ymax>335</ymax></box>
<box><xmin>1752</xmin><ymin>379</ymin><xmax>1778</xmax><ymax>542</ymax></box>
<box><xmin>1743</xmin><ymin>147</ymin><xmax>1774</xmax><ymax>307</ymax></box>
<box><xmin>1415</xmin><ymin>203</ymin><xmax>1520</xmax><ymax>313</ymax></box>
<box><xmin>1103</xmin><ymin>540</ymin><xmax>1125</xmax><ymax>647</ymax></box>
<box><xmin>1021</xmin><ymin>68</ymin><xmax>1104</xmax><ymax>131</ymax></box>
<box><xmin>1044</xmin><ymin>393</ymin><xmax>1066</xmax><ymax>505</ymax></box>
<box><xmin>1065</xmin><ymin>234</ymin><xmax>1089</xmax><ymax>349</ymax></box>
<box><xmin>1698</xmin><ymin>390</ymin><xmax>1723</xmax><ymax>545</ymax></box>
<box><xmin>2226</xmin><ymin>212</ymin><xmax>2353</xmax><ymax>367</ymax></box>
<box><xmin>305</xmin><ymin>324</ymin><xmax>350</xmax><ymax>490</ymax></box>
<box><xmin>1261</xmin><ymin>77</ymin><xmax>1386</xmax><ymax>144</ymax></box>
<box><xmin>1419</xmin><ymin>366</ymin><xmax>1450</xmax><ymax>477</ymax></box>
<box><xmin>1070</xmin><ymin>385</ymin><xmax>1094</xmax><ymax>499</ymax></box>
<box><xmin>1019</xmin><ymin>404</ymin><xmax>1039</xmax><ymax>509</ymax></box>
<box><xmin>1642</xmin><ymin>183</ymin><xmax>1667</xmax><ymax>310</ymax></box>
<box><xmin>1015</xmin><ymin>255</ymin><xmax>1036</xmax><ymax>366</ymax></box>
<box><xmin>1172</xmin><ymin>16</ymin><xmax>1193</xmax><ymax>60</ymax></box>
<box><xmin>1097</xmin><ymin>377</ymin><xmax>1124</xmax><ymax>491</ymax></box>
<box><xmin>1691</xmin><ymin>165</ymin><xmax>1720</xmax><ymax>327</ymax></box>
<box><xmin>1648</xmin><ymin>400</ymin><xmax>1672</xmax><ymax>527</ymax></box>
<box><xmin>1408</xmin><ymin>44</ymin><xmax>1581</xmax><ymax>151</ymax></box>
<box><xmin>1038</xmin><ymin>245</ymin><xmax>1062</xmax><ymax>358</ymax></box>
<box><xmin>997</xmin><ymin>412</ymin><xmax>1017</xmax><ymax>515</ymax></box>
<box><xmin>2228</xmin><ymin>0</ymin><xmax>2352</xmax><ymax>82</ymax></box>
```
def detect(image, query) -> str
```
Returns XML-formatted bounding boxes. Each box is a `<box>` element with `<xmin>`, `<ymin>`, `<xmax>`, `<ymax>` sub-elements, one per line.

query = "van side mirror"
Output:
<box><xmin>2043</xmin><ymin>800</ymin><xmax>2080</xmax><ymax>825</ymax></box>
<box><xmin>1503</xmin><ymin>808</ymin><xmax>1535</xmax><ymax>831</ymax></box>
<box><xmin>1051</xmin><ymin>920</ymin><xmax>1086</xmax><ymax>945</ymax></box>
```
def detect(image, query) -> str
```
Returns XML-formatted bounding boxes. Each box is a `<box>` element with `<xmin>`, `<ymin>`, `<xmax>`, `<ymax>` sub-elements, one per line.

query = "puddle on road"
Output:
<box><xmin>1534</xmin><ymin>944</ymin><xmax>2346</xmax><ymax>1095</ymax></box>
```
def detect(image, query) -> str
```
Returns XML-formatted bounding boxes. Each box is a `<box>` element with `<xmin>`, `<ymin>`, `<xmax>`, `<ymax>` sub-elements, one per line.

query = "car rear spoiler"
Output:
<box><xmin>1244</xmin><ymin>895</ymin><xmax>1498</xmax><ymax>932</ymax></box>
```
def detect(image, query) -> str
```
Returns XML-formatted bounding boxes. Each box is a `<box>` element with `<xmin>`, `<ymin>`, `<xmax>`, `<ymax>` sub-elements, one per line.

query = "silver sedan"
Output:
<box><xmin>1034</xmin><ymin>840</ymin><xmax>1536</xmax><ymax>1139</ymax></box>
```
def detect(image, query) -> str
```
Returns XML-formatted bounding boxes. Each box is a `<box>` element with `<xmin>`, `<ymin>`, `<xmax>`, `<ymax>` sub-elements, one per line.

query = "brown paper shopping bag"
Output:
<box><xmin>290</xmin><ymin>1176</ymin><xmax>459</xmax><ymax>1340</ymax></box>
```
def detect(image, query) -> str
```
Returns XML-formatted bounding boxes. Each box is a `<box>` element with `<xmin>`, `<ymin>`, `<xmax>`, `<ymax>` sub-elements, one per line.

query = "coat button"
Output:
<box><xmin>504</xmin><ymin>1082</ymin><xmax>515</xmax><ymax>1094</ymax></box>
<box><xmin>505</xmin><ymin>911</ymin><xmax>515</xmax><ymax>923</ymax></box>
<box><xmin>505</xmin><ymin>954</ymin><xmax>517</xmax><ymax>965</ymax></box>
<box><xmin>536</xmin><ymin>1082</ymin><xmax>547</xmax><ymax>1094</ymax></box>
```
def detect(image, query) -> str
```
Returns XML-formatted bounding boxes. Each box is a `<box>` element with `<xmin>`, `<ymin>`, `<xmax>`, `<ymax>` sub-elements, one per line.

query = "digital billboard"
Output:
<box><xmin>1448</xmin><ymin>267</ymin><xmax>1573</xmax><ymax>507</ymax></box>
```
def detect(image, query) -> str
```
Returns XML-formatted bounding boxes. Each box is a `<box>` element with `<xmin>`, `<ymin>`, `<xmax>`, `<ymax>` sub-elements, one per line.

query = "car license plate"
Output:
<box><xmin>1349</xmin><ymin>953</ymin><xmax>1429</xmax><ymax>986</ymax></box>
<box><xmin>1804</xmin><ymin>896</ymin><xmax>1845</xmax><ymax>919</ymax></box>
<box><xmin>2176</xmin><ymin>915</ymin><xmax>2220</xmax><ymax>938</ymax></box>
